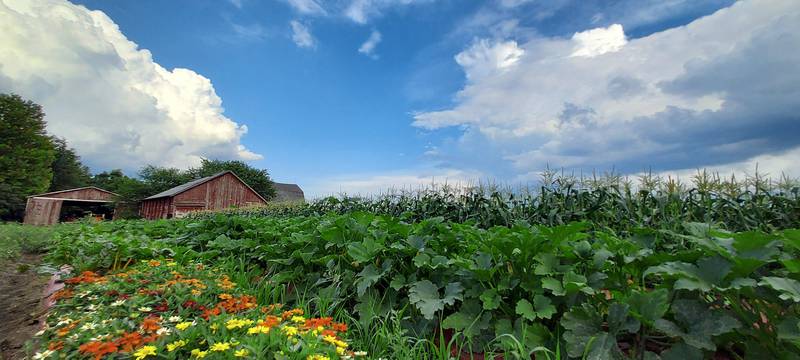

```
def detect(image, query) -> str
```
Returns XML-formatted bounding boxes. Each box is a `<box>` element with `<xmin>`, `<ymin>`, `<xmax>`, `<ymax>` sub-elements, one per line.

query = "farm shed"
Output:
<box><xmin>23</xmin><ymin>187</ymin><xmax>118</xmax><ymax>225</ymax></box>
<box><xmin>139</xmin><ymin>171</ymin><xmax>267</xmax><ymax>219</ymax></box>
<box><xmin>273</xmin><ymin>183</ymin><xmax>305</xmax><ymax>202</ymax></box>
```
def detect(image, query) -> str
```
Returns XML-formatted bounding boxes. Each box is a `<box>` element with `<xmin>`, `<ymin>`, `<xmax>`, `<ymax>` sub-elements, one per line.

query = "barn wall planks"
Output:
<box><xmin>23</xmin><ymin>197</ymin><xmax>63</xmax><ymax>225</ymax></box>
<box><xmin>140</xmin><ymin>172</ymin><xmax>266</xmax><ymax>220</ymax></box>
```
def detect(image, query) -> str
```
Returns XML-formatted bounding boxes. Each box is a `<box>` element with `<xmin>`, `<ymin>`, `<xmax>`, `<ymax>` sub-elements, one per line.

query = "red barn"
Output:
<box><xmin>139</xmin><ymin>171</ymin><xmax>267</xmax><ymax>219</ymax></box>
<box><xmin>24</xmin><ymin>187</ymin><xmax>118</xmax><ymax>225</ymax></box>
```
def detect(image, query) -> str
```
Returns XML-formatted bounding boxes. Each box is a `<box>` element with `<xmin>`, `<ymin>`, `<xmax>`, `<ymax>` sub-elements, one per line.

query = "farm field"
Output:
<box><xmin>8</xmin><ymin>182</ymin><xmax>800</xmax><ymax>359</ymax></box>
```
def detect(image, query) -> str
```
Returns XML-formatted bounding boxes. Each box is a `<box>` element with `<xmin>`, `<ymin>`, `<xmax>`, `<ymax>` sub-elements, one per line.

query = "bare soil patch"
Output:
<box><xmin>0</xmin><ymin>254</ymin><xmax>48</xmax><ymax>360</ymax></box>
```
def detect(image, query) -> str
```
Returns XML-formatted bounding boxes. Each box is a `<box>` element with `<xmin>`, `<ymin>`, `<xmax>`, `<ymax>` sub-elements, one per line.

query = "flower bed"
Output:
<box><xmin>34</xmin><ymin>259</ymin><xmax>364</xmax><ymax>359</ymax></box>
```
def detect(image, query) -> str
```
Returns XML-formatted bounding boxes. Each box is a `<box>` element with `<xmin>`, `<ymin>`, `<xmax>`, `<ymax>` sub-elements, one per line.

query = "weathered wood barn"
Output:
<box><xmin>273</xmin><ymin>183</ymin><xmax>305</xmax><ymax>202</ymax></box>
<box><xmin>24</xmin><ymin>187</ymin><xmax>118</xmax><ymax>225</ymax></box>
<box><xmin>139</xmin><ymin>171</ymin><xmax>267</xmax><ymax>219</ymax></box>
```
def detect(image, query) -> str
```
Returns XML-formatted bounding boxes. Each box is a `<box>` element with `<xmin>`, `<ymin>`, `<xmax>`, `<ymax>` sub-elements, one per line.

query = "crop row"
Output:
<box><xmin>45</xmin><ymin>213</ymin><xmax>800</xmax><ymax>358</ymax></box>
<box><xmin>201</xmin><ymin>182</ymin><xmax>800</xmax><ymax>233</ymax></box>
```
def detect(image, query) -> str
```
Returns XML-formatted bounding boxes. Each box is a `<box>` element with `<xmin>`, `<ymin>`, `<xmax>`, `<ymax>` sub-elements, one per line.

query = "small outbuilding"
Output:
<box><xmin>272</xmin><ymin>183</ymin><xmax>305</xmax><ymax>202</ymax></box>
<box><xmin>139</xmin><ymin>171</ymin><xmax>267</xmax><ymax>219</ymax></box>
<box><xmin>24</xmin><ymin>187</ymin><xmax>118</xmax><ymax>225</ymax></box>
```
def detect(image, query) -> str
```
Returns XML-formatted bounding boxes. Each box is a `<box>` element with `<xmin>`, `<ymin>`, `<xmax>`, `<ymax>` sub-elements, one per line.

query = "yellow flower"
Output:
<box><xmin>336</xmin><ymin>347</ymin><xmax>346</xmax><ymax>355</ymax></box>
<box><xmin>283</xmin><ymin>325</ymin><xmax>298</xmax><ymax>336</ymax></box>
<box><xmin>247</xmin><ymin>325</ymin><xmax>270</xmax><ymax>335</ymax></box>
<box><xmin>210</xmin><ymin>342</ymin><xmax>231</xmax><ymax>352</ymax></box>
<box><xmin>191</xmin><ymin>349</ymin><xmax>208</xmax><ymax>358</ymax></box>
<box><xmin>166</xmin><ymin>261</ymin><xmax>177</xmax><ymax>266</ymax></box>
<box><xmin>176</xmin><ymin>321</ymin><xmax>194</xmax><ymax>330</ymax></box>
<box><xmin>191</xmin><ymin>289</ymin><xmax>202</xmax><ymax>296</ymax></box>
<box><xmin>291</xmin><ymin>315</ymin><xmax>306</xmax><ymax>323</ymax></box>
<box><xmin>226</xmin><ymin>318</ymin><xmax>254</xmax><ymax>330</ymax></box>
<box><xmin>167</xmin><ymin>340</ymin><xmax>187</xmax><ymax>352</ymax></box>
<box><xmin>133</xmin><ymin>345</ymin><xmax>157</xmax><ymax>360</ymax></box>
<box><xmin>219</xmin><ymin>293</ymin><xmax>233</xmax><ymax>300</ymax></box>
<box><xmin>234</xmin><ymin>349</ymin><xmax>249</xmax><ymax>357</ymax></box>
<box><xmin>306</xmin><ymin>355</ymin><xmax>330</xmax><ymax>360</ymax></box>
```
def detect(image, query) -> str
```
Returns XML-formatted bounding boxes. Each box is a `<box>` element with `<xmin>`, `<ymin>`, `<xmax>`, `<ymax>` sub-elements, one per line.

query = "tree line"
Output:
<box><xmin>0</xmin><ymin>93</ymin><xmax>276</xmax><ymax>220</ymax></box>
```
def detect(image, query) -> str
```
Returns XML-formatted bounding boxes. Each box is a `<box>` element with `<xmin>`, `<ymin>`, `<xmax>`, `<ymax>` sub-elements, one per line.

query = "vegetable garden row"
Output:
<box><xmin>37</xmin><ymin>209</ymin><xmax>800</xmax><ymax>359</ymax></box>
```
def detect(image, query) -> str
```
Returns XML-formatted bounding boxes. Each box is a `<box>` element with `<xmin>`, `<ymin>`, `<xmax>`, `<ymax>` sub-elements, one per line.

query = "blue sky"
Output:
<box><xmin>2</xmin><ymin>0</ymin><xmax>798</xmax><ymax>196</ymax></box>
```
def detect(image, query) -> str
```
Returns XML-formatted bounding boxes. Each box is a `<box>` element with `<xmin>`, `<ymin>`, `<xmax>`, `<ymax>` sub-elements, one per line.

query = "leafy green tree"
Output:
<box><xmin>49</xmin><ymin>137</ymin><xmax>91</xmax><ymax>191</ymax></box>
<box><xmin>138</xmin><ymin>165</ymin><xmax>194</xmax><ymax>195</ymax></box>
<box><xmin>188</xmin><ymin>159</ymin><xmax>276</xmax><ymax>200</ymax></box>
<box><xmin>0</xmin><ymin>94</ymin><xmax>56</xmax><ymax>219</ymax></box>
<box><xmin>90</xmin><ymin>169</ymin><xmax>148</xmax><ymax>218</ymax></box>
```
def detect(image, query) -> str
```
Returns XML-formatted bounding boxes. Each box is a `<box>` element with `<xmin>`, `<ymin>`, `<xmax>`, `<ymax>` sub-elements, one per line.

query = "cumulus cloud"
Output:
<box><xmin>414</xmin><ymin>0</ymin><xmax>800</xmax><ymax>178</ymax></box>
<box><xmin>0</xmin><ymin>0</ymin><xmax>261</xmax><ymax>172</ymax></box>
<box><xmin>290</xmin><ymin>20</ymin><xmax>316</xmax><ymax>48</ymax></box>
<box><xmin>282</xmin><ymin>0</ymin><xmax>326</xmax><ymax>16</ymax></box>
<box><xmin>358</xmin><ymin>30</ymin><xmax>382</xmax><ymax>58</ymax></box>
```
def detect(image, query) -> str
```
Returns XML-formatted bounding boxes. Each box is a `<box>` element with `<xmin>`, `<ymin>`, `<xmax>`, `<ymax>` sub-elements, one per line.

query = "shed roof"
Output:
<box><xmin>273</xmin><ymin>182</ymin><xmax>305</xmax><ymax>201</ymax></box>
<box><xmin>28</xmin><ymin>186</ymin><xmax>118</xmax><ymax>199</ymax></box>
<box><xmin>143</xmin><ymin>171</ymin><xmax>268</xmax><ymax>203</ymax></box>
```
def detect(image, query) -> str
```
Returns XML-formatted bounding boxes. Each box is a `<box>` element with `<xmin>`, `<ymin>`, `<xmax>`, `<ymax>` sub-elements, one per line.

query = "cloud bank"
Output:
<box><xmin>0</xmin><ymin>0</ymin><xmax>261</xmax><ymax>172</ymax></box>
<box><xmin>414</xmin><ymin>0</ymin><xmax>800</xmax><ymax>180</ymax></box>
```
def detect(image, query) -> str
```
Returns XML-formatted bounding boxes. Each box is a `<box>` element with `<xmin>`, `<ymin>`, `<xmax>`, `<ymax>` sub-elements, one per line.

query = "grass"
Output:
<box><xmin>0</xmin><ymin>222</ymin><xmax>63</xmax><ymax>262</ymax></box>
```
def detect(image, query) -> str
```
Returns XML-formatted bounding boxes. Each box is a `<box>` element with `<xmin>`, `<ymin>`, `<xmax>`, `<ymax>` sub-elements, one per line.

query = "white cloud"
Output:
<box><xmin>570</xmin><ymin>24</ymin><xmax>626</xmax><ymax>57</ymax></box>
<box><xmin>231</xmin><ymin>23</ymin><xmax>268</xmax><ymax>41</ymax></box>
<box><xmin>358</xmin><ymin>30</ymin><xmax>382</xmax><ymax>58</ymax></box>
<box><xmin>290</xmin><ymin>20</ymin><xmax>316</xmax><ymax>48</ymax></box>
<box><xmin>345</xmin><ymin>0</ymin><xmax>432</xmax><ymax>24</ymax></box>
<box><xmin>414</xmin><ymin>0</ymin><xmax>800</xmax><ymax>178</ymax></box>
<box><xmin>0</xmin><ymin>0</ymin><xmax>261</xmax><ymax>172</ymax></box>
<box><xmin>228</xmin><ymin>0</ymin><xmax>243</xmax><ymax>9</ymax></box>
<box><xmin>303</xmin><ymin>168</ymin><xmax>482</xmax><ymax>198</ymax></box>
<box><xmin>282</xmin><ymin>0</ymin><xmax>326</xmax><ymax>16</ymax></box>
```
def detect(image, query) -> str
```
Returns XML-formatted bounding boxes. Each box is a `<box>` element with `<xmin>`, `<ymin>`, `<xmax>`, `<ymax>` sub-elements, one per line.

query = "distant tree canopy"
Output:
<box><xmin>49</xmin><ymin>137</ymin><xmax>91</xmax><ymax>192</ymax></box>
<box><xmin>0</xmin><ymin>94</ymin><xmax>56</xmax><ymax>219</ymax></box>
<box><xmin>0</xmin><ymin>93</ymin><xmax>276</xmax><ymax>220</ymax></box>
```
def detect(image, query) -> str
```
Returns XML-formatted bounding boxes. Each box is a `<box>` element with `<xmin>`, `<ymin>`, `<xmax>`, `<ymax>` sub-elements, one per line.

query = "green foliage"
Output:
<box><xmin>0</xmin><ymin>93</ymin><xmax>56</xmax><ymax>219</ymax></box>
<box><xmin>209</xmin><ymin>171</ymin><xmax>800</xmax><ymax>233</ymax></box>
<box><xmin>0</xmin><ymin>223</ymin><xmax>63</xmax><ymax>261</ymax></box>
<box><xmin>48</xmin><ymin>137</ymin><xmax>91</xmax><ymax>191</ymax></box>
<box><xmin>45</xmin><ymin>213</ymin><xmax>800</xmax><ymax>358</ymax></box>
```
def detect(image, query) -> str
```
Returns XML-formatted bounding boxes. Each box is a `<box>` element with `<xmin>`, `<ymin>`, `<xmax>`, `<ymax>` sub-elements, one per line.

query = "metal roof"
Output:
<box><xmin>142</xmin><ymin>171</ymin><xmax>268</xmax><ymax>203</ymax></box>
<box><xmin>272</xmin><ymin>182</ymin><xmax>305</xmax><ymax>202</ymax></box>
<box><xmin>27</xmin><ymin>186</ymin><xmax>119</xmax><ymax>198</ymax></box>
<box><xmin>143</xmin><ymin>172</ymin><xmax>227</xmax><ymax>200</ymax></box>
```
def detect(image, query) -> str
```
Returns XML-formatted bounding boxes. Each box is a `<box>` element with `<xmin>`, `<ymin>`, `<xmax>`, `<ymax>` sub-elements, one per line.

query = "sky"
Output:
<box><xmin>1</xmin><ymin>0</ymin><xmax>798</xmax><ymax>197</ymax></box>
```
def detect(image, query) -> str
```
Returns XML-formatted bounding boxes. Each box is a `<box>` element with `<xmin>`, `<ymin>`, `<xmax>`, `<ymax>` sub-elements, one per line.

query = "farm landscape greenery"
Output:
<box><xmin>22</xmin><ymin>172</ymin><xmax>800</xmax><ymax>359</ymax></box>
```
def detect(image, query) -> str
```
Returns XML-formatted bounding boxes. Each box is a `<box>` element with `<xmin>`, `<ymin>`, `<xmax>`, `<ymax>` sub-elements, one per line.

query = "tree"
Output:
<box><xmin>188</xmin><ymin>159</ymin><xmax>276</xmax><ymax>200</ymax></box>
<box><xmin>139</xmin><ymin>165</ymin><xmax>194</xmax><ymax>195</ymax></box>
<box><xmin>49</xmin><ymin>137</ymin><xmax>91</xmax><ymax>191</ymax></box>
<box><xmin>90</xmin><ymin>169</ymin><xmax>148</xmax><ymax>218</ymax></box>
<box><xmin>0</xmin><ymin>94</ymin><xmax>56</xmax><ymax>219</ymax></box>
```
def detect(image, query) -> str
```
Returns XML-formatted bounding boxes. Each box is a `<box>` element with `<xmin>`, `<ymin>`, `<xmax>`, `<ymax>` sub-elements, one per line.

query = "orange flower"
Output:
<box><xmin>47</xmin><ymin>341</ymin><xmax>64</xmax><ymax>350</ymax></box>
<box><xmin>52</xmin><ymin>288</ymin><xmax>74</xmax><ymax>301</ymax></box>
<box><xmin>114</xmin><ymin>331</ymin><xmax>143</xmax><ymax>352</ymax></box>
<box><xmin>78</xmin><ymin>341</ymin><xmax>118</xmax><ymax>360</ymax></box>
<box><xmin>259</xmin><ymin>315</ymin><xmax>281</xmax><ymax>328</ymax></box>
<box><xmin>65</xmin><ymin>271</ymin><xmax>105</xmax><ymax>284</ymax></box>
<box><xmin>141</xmin><ymin>317</ymin><xmax>161</xmax><ymax>333</ymax></box>
<box><xmin>332</xmin><ymin>322</ymin><xmax>348</xmax><ymax>332</ymax></box>
<box><xmin>56</xmin><ymin>322</ymin><xmax>79</xmax><ymax>337</ymax></box>
<box><xmin>148</xmin><ymin>260</ymin><xmax>161</xmax><ymax>267</ymax></box>
<box><xmin>219</xmin><ymin>293</ymin><xmax>233</xmax><ymax>300</ymax></box>
<box><xmin>304</xmin><ymin>317</ymin><xmax>333</xmax><ymax>330</ymax></box>
<box><xmin>281</xmin><ymin>308</ymin><xmax>304</xmax><ymax>320</ymax></box>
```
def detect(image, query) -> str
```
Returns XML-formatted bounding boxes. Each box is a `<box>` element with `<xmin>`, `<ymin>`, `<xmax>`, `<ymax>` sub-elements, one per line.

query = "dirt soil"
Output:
<box><xmin>0</xmin><ymin>254</ymin><xmax>48</xmax><ymax>360</ymax></box>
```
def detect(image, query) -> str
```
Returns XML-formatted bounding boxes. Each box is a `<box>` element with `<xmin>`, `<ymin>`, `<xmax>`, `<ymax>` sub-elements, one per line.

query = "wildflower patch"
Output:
<box><xmin>34</xmin><ymin>260</ymin><xmax>363</xmax><ymax>359</ymax></box>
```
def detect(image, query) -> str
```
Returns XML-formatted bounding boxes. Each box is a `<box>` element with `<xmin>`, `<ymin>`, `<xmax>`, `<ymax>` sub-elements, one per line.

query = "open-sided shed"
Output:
<box><xmin>23</xmin><ymin>187</ymin><xmax>118</xmax><ymax>225</ymax></box>
<box><xmin>139</xmin><ymin>171</ymin><xmax>267</xmax><ymax>219</ymax></box>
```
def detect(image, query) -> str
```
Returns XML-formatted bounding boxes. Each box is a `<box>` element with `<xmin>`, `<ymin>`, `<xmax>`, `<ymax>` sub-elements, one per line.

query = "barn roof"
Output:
<box><xmin>273</xmin><ymin>182</ymin><xmax>305</xmax><ymax>202</ymax></box>
<box><xmin>28</xmin><ymin>186</ymin><xmax>118</xmax><ymax>198</ymax></box>
<box><xmin>143</xmin><ymin>171</ymin><xmax>268</xmax><ymax>203</ymax></box>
